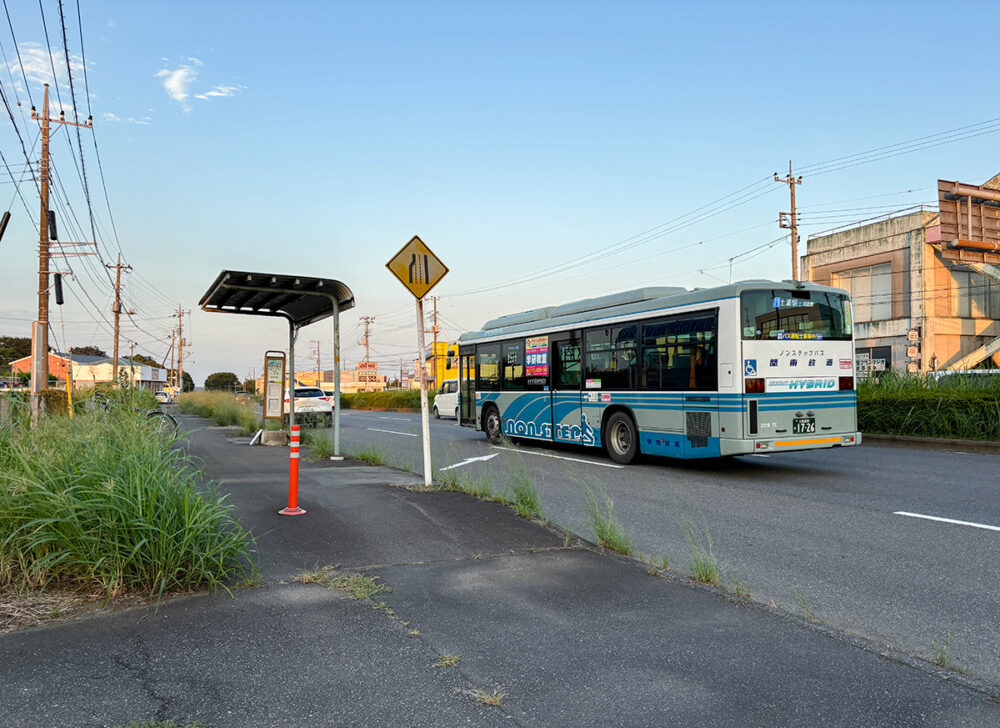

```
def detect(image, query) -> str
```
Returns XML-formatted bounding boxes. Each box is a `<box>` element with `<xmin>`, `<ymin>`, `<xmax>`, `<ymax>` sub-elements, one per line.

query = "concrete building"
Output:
<box><xmin>802</xmin><ymin>175</ymin><xmax>1000</xmax><ymax>374</ymax></box>
<box><xmin>255</xmin><ymin>365</ymin><xmax>388</xmax><ymax>394</ymax></box>
<box><xmin>410</xmin><ymin>341</ymin><xmax>459</xmax><ymax>389</ymax></box>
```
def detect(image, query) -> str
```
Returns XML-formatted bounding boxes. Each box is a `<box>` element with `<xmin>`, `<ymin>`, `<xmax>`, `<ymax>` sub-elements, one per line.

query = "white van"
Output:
<box><xmin>433</xmin><ymin>379</ymin><xmax>460</xmax><ymax>420</ymax></box>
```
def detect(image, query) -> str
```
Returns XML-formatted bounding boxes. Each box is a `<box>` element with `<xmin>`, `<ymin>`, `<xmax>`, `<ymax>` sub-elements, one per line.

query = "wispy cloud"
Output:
<box><xmin>102</xmin><ymin>111</ymin><xmax>150</xmax><ymax>125</ymax></box>
<box><xmin>155</xmin><ymin>59</ymin><xmax>244</xmax><ymax>112</ymax></box>
<box><xmin>0</xmin><ymin>42</ymin><xmax>85</xmax><ymax>115</ymax></box>
<box><xmin>155</xmin><ymin>65</ymin><xmax>198</xmax><ymax>111</ymax></box>
<box><xmin>194</xmin><ymin>84</ymin><xmax>245</xmax><ymax>100</ymax></box>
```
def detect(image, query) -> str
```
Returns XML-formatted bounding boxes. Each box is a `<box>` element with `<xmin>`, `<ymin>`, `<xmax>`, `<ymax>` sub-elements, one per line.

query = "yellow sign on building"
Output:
<box><xmin>386</xmin><ymin>235</ymin><xmax>449</xmax><ymax>299</ymax></box>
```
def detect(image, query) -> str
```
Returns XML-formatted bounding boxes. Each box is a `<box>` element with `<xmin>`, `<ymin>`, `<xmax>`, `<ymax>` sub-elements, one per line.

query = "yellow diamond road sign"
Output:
<box><xmin>386</xmin><ymin>235</ymin><xmax>449</xmax><ymax>299</ymax></box>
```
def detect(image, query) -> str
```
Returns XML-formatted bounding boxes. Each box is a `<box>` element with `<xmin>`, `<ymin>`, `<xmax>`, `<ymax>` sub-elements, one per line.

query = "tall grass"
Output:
<box><xmin>177</xmin><ymin>391</ymin><xmax>261</xmax><ymax>435</ymax></box>
<box><xmin>0</xmin><ymin>409</ymin><xmax>257</xmax><ymax>598</ymax></box>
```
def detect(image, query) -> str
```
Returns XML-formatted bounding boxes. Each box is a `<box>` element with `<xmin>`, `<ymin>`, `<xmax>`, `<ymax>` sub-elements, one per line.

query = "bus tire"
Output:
<box><xmin>604</xmin><ymin>411</ymin><xmax>638</xmax><ymax>464</ymax></box>
<box><xmin>483</xmin><ymin>405</ymin><xmax>502</xmax><ymax>444</ymax></box>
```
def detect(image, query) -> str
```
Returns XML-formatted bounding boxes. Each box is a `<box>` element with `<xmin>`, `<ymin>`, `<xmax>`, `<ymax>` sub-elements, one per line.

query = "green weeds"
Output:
<box><xmin>434</xmin><ymin>653</ymin><xmax>460</xmax><ymax>668</ymax></box>
<box><xmin>790</xmin><ymin>588</ymin><xmax>813</xmax><ymax>621</ymax></box>
<box><xmin>329</xmin><ymin>572</ymin><xmax>391</xmax><ymax>600</ymax></box>
<box><xmin>684</xmin><ymin>519</ymin><xmax>719</xmax><ymax>585</ymax></box>
<box><xmin>586</xmin><ymin>491</ymin><xmax>632</xmax><ymax>555</ymax></box>
<box><xmin>351</xmin><ymin>445</ymin><xmax>386</xmax><ymax>466</ymax></box>
<box><xmin>931</xmin><ymin>633</ymin><xmax>967</xmax><ymax>673</ymax></box>
<box><xmin>0</xmin><ymin>409</ymin><xmax>257</xmax><ymax>598</ymax></box>
<box><xmin>508</xmin><ymin>455</ymin><xmax>542</xmax><ymax>519</ymax></box>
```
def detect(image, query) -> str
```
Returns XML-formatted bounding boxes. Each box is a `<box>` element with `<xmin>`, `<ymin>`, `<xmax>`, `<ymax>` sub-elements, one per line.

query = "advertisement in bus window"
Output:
<box><xmin>526</xmin><ymin>336</ymin><xmax>549</xmax><ymax>378</ymax></box>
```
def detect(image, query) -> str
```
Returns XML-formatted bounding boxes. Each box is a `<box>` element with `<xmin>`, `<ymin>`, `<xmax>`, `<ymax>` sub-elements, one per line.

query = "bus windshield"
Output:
<box><xmin>741</xmin><ymin>289</ymin><xmax>852</xmax><ymax>341</ymax></box>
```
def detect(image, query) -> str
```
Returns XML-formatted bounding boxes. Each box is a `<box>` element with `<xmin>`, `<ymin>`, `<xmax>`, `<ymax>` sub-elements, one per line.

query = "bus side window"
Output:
<box><xmin>557</xmin><ymin>341</ymin><xmax>581</xmax><ymax>389</ymax></box>
<box><xmin>502</xmin><ymin>341</ymin><xmax>525</xmax><ymax>390</ymax></box>
<box><xmin>477</xmin><ymin>345</ymin><xmax>500</xmax><ymax>391</ymax></box>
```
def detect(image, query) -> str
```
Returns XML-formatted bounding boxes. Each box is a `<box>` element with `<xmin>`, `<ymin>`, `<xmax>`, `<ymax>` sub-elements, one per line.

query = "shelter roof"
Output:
<box><xmin>199</xmin><ymin>270</ymin><xmax>355</xmax><ymax>327</ymax></box>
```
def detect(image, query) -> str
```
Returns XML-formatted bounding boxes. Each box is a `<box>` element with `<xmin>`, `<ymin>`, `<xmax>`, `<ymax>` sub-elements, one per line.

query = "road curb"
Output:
<box><xmin>862</xmin><ymin>433</ymin><xmax>1000</xmax><ymax>454</ymax></box>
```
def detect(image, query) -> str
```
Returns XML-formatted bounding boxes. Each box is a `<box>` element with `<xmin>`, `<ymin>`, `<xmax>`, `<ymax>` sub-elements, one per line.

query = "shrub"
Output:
<box><xmin>341</xmin><ymin>390</ymin><xmax>435</xmax><ymax>410</ymax></box>
<box><xmin>858</xmin><ymin>372</ymin><xmax>1000</xmax><ymax>440</ymax></box>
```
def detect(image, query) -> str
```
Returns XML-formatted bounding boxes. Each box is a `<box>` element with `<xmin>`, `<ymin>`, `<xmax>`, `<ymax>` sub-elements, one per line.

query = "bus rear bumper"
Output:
<box><xmin>742</xmin><ymin>432</ymin><xmax>862</xmax><ymax>454</ymax></box>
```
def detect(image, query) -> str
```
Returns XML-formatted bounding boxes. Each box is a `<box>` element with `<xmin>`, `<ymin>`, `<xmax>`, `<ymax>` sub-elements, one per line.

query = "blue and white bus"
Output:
<box><xmin>457</xmin><ymin>280</ymin><xmax>860</xmax><ymax>464</ymax></box>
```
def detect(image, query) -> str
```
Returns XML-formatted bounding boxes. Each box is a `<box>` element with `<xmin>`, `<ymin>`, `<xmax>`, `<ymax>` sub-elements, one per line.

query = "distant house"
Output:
<box><xmin>9</xmin><ymin>352</ymin><xmax>168</xmax><ymax>391</ymax></box>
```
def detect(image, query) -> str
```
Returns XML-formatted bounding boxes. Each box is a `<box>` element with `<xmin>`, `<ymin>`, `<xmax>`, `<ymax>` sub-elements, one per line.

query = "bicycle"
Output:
<box><xmin>92</xmin><ymin>392</ymin><xmax>179</xmax><ymax>436</ymax></box>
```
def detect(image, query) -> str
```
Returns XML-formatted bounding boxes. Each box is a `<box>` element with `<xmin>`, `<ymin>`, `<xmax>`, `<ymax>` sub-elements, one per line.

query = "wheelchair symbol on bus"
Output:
<box><xmin>743</xmin><ymin>359</ymin><xmax>758</xmax><ymax>377</ymax></box>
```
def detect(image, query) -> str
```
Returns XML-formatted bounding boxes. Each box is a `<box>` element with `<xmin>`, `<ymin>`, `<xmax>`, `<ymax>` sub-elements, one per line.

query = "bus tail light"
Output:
<box><xmin>745</xmin><ymin>378</ymin><xmax>765</xmax><ymax>394</ymax></box>
<box><xmin>839</xmin><ymin>376</ymin><xmax>854</xmax><ymax>391</ymax></box>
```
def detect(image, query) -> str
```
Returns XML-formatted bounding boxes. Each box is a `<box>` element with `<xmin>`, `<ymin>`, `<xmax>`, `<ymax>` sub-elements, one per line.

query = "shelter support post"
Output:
<box><xmin>332</xmin><ymin>299</ymin><xmax>342</xmax><ymax>458</ymax></box>
<box><xmin>288</xmin><ymin>319</ymin><xmax>296</xmax><ymax>431</ymax></box>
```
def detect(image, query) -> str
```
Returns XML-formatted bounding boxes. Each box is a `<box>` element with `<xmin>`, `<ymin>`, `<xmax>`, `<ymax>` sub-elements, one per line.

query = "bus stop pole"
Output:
<box><xmin>332</xmin><ymin>299</ymin><xmax>342</xmax><ymax>458</ymax></box>
<box><xmin>416</xmin><ymin>297</ymin><xmax>432</xmax><ymax>488</ymax></box>
<box><xmin>287</xmin><ymin>320</ymin><xmax>296</xmax><ymax>432</ymax></box>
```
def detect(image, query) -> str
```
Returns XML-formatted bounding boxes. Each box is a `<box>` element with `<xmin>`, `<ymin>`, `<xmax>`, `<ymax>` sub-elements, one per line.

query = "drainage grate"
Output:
<box><xmin>686</xmin><ymin>411</ymin><xmax>712</xmax><ymax>448</ymax></box>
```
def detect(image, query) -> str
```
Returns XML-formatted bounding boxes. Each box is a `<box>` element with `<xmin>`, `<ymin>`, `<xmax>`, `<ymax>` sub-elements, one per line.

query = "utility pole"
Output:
<box><xmin>168</xmin><ymin>329</ymin><xmax>176</xmax><ymax>389</ymax></box>
<box><xmin>128</xmin><ymin>341</ymin><xmax>135</xmax><ymax>388</ymax></box>
<box><xmin>426</xmin><ymin>296</ymin><xmax>440</xmax><ymax>388</ymax></box>
<box><xmin>28</xmin><ymin>83</ymin><xmax>93</xmax><ymax>419</ymax></box>
<box><xmin>106</xmin><ymin>253</ymin><xmax>132</xmax><ymax>386</ymax></box>
<box><xmin>359</xmin><ymin>316</ymin><xmax>374</xmax><ymax>363</ymax></box>
<box><xmin>311</xmin><ymin>339</ymin><xmax>321</xmax><ymax>387</ymax></box>
<box><xmin>775</xmin><ymin>161</ymin><xmax>803</xmax><ymax>281</ymax></box>
<box><xmin>174</xmin><ymin>306</ymin><xmax>190</xmax><ymax>392</ymax></box>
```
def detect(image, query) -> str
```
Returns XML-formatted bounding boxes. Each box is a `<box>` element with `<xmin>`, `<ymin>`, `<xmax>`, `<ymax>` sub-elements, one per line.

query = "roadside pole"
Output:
<box><xmin>386</xmin><ymin>235</ymin><xmax>450</xmax><ymax>491</ymax></box>
<box><xmin>416</xmin><ymin>297</ymin><xmax>432</xmax><ymax>487</ymax></box>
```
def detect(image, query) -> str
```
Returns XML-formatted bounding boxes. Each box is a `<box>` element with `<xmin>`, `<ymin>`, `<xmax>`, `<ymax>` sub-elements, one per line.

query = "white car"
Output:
<box><xmin>154</xmin><ymin>390</ymin><xmax>173</xmax><ymax>404</ymax></box>
<box><xmin>433</xmin><ymin>379</ymin><xmax>460</xmax><ymax>420</ymax></box>
<box><xmin>283</xmin><ymin>386</ymin><xmax>333</xmax><ymax>427</ymax></box>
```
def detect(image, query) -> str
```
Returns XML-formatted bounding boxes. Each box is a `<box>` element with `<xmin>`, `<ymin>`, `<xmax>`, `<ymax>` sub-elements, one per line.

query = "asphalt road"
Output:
<box><xmin>326</xmin><ymin>408</ymin><xmax>1000</xmax><ymax>681</ymax></box>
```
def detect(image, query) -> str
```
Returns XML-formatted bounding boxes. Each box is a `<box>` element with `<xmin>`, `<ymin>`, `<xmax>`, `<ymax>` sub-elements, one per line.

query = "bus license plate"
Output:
<box><xmin>793</xmin><ymin>417</ymin><xmax>815</xmax><ymax>434</ymax></box>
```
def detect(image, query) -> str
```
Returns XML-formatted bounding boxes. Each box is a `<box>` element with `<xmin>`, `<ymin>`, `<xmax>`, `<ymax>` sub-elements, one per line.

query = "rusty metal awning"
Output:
<box><xmin>199</xmin><ymin>270</ymin><xmax>355</xmax><ymax>326</ymax></box>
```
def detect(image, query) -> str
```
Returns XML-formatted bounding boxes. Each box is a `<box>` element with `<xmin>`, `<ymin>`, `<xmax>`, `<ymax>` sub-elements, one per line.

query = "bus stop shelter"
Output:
<box><xmin>199</xmin><ymin>270</ymin><xmax>355</xmax><ymax>455</ymax></box>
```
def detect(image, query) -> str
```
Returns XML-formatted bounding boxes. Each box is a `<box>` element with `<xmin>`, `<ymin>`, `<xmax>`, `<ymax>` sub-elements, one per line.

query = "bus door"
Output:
<box><xmin>550</xmin><ymin>332</ymin><xmax>584</xmax><ymax>444</ymax></box>
<box><xmin>458</xmin><ymin>345</ymin><xmax>476</xmax><ymax>427</ymax></box>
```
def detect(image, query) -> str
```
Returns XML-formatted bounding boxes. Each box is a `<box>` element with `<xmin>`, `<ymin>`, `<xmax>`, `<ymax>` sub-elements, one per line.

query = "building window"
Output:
<box><xmin>831</xmin><ymin>262</ymin><xmax>892</xmax><ymax>323</ymax></box>
<box><xmin>954</xmin><ymin>270</ymin><xmax>1000</xmax><ymax>319</ymax></box>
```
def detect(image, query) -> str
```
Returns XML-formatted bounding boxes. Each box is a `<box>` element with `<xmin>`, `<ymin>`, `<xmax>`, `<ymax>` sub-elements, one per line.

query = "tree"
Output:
<box><xmin>129</xmin><ymin>354</ymin><xmax>160</xmax><ymax>367</ymax></box>
<box><xmin>70</xmin><ymin>345</ymin><xmax>108</xmax><ymax>357</ymax></box>
<box><xmin>204</xmin><ymin>371</ymin><xmax>239</xmax><ymax>391</ymax></box>
<box><xmin>242</xmin><ymin>378</ymin><xmax>257</xmax><ymax>394</ymax></box>
<box><xmin>167</xmin><ymin>369</ymin><xmax>195</xmax><ymax>392</ymax></box>
<box><xmin>0</xmin><ymin>336</ymin><xmax>31</xmax><ymax>368</ymax></box>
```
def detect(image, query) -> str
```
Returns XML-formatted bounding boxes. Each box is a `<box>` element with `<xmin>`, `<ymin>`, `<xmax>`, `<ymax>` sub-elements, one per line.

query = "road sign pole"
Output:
<box><xmin>416</xmin><ymin>297</ymin><xmax>432</xmax><ymax>488</ymax></box>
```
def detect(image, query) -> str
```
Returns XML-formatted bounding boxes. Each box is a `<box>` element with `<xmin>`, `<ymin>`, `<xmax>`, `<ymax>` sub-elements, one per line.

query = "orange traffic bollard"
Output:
<box><xmin>279</xmin><ymin>425</ymin><xmax>306</xmax><ymax>516</ymax></box>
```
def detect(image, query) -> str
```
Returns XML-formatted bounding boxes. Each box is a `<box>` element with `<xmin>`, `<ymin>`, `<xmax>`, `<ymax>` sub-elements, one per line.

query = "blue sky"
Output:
<box><xmin>0</xmin><ymin>1</ymin><xmax>997</xmax><ymax>382</ymax></box>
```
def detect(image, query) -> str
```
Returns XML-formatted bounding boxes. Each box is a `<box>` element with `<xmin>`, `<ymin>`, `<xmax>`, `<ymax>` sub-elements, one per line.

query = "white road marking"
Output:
<box><xmin>379</xmin><ymin>416</ymin><xmax>411</xmax><ymax>421</ymax></box>
<box><xmin>750</xmin><ymin>454</ymin><xmax>771</xmax><ymax>458</ymax></box>
<box><xmin>893</xmin><ymin>511</ymin><xmax>1000</xmax><ymax>532</ymax></box>
<box><xmin>440</xmin><ymin>453</ymin><xmax>500</xmax><ymax>471</ymax></box>
<box><xmin>491</xmin><ymin>445</ymin><xmax>625</xmax><ymax>469</ymax></box>
<box><xmin>368</xmin><ymin>427</ymin><xmax>417</xmax><ymax>437</ymax></box>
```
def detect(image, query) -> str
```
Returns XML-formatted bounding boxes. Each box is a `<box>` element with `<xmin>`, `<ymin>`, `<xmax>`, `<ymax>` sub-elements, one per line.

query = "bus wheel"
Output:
<box><xmin>604</xmin><ymin>412</ymin><xmax>637</xmax><ymax>464</ymax></box>
<box><xmin>484</xmin><ymin>406</ymin><xmax>502</xmax><ymax>444</ymax></box>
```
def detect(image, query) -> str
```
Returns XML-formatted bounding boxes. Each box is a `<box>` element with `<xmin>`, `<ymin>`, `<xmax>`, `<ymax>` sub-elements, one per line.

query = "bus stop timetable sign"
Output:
<box><xmin>386</xmin><ymin>235</ymin><xmax>449</xmax><ymax>300</ymax></box>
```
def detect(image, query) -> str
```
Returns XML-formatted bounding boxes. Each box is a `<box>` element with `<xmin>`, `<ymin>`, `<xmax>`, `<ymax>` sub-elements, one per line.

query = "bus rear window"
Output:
<box><xmin>741</xmin><ymin>290</ymin><xmax>852</xmax><ymax>341</ymax></box>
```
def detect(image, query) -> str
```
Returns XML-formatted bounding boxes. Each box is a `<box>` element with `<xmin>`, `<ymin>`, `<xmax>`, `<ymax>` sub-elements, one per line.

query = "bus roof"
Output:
<box><xmin>459</xmin><ymin>279</ymin><xmax>848</xmax><ymax>343</ymax></box>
